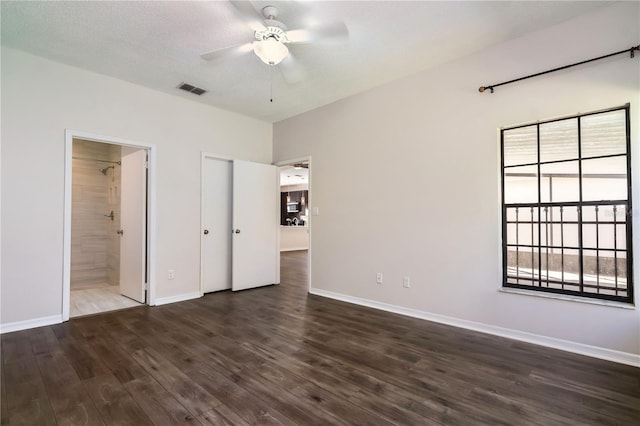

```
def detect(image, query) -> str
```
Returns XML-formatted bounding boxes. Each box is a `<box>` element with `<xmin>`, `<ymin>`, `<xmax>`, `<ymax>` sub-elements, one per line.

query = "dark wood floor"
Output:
<box><xmin>2</xmin><ymin>250</ymin><xmax>639</xmax><ymax>425</ymax></box>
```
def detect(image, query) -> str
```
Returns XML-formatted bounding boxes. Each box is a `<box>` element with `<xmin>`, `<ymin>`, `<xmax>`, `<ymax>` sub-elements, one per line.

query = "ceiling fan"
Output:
<box><xmin>200</xmin><ymin>1</ymin><xmax>348</xmax><ymax>83</ymax></box>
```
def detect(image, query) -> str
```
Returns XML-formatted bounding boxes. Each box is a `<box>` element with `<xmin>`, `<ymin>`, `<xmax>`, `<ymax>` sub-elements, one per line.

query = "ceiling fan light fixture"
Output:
<box><xmin>253</xmin><ymin>38</ymin><xmax>289</xmax><ymax>65</ymax></box>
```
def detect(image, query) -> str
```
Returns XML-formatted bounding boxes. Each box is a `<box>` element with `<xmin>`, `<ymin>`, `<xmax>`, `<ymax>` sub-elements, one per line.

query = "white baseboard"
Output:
<box><xmin>0</xmin><ymin>314</ymin><xmax>63</xmax><ymax>334</ymax></box>
<box><xmin>309</xmin><ymin>288</ymin><xmax>640</xmax><ymax>368</ymax></box>
<box><xmin>154</xmin><ymin>291</ymin><xmax>201</xmax><ymax>306</ymax></box>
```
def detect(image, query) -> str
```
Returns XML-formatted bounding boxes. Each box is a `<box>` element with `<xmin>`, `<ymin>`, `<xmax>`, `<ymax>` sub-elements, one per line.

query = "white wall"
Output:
<box><xmin>280</xmin><ymin>226</ymin><xmax>309</xmax><ymax>252</ymax></box>
<box><xmin>1</xmin><ymin>47</ymin><xmax>272</xmax><ymax>326</ymax></box>
<box><xmin>273</xmin><ymin>2</ymin><xmax>640</xmax><ymax>357</ymax></box>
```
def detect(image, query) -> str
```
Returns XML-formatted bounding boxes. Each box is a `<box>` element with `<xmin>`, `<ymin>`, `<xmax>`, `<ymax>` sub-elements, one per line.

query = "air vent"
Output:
<box><xmin>178</xmin><ymin>82</ymin><xmax>207</xmax><ymax>96</ymax></box>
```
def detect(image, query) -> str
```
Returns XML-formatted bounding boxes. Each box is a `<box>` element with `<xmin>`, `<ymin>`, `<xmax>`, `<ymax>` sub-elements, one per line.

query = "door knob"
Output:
<box><xmin>117</xmin><ymin>229</ymin><xmax>124</xmax><ymax>235</ymax></box>
<box><xmin>234</xmin><ymin>229</ymin><xmax>241</xmax><ymax>234</ymax></box>
<box><xmin>203</xmin><ymin>229</ymin><xmax>209</xmax><ymax>235</ymax></box>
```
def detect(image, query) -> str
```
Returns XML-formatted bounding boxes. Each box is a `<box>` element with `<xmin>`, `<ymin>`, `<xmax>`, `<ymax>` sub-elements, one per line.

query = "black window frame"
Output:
<box><xmin>501</xmin><ymin>104</ymin><xmax>633</xmax><ymax>304</ymax></box>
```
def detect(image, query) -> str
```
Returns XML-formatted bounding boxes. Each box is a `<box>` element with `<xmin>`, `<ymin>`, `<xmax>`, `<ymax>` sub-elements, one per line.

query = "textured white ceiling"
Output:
<box><xmin>1</xmin><ymin>1</ymin><xmax>609</xmax><ymax>123</ymax></box>
<box><xmin>280</xmin><ymin>165</ymin><xmax>309</xmax><ymax>186</ymax></box>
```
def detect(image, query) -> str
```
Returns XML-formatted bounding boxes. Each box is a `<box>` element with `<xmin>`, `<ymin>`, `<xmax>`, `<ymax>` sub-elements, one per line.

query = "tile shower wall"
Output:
<box><xmin>106</xmin><ymin>144</ymin><xmax>121</xmax><ymax>286</ymax></box>
<box><xmin>71</xmin><ymin>140</ymin><xmax>121</xmax><ymax>289</ymax></box>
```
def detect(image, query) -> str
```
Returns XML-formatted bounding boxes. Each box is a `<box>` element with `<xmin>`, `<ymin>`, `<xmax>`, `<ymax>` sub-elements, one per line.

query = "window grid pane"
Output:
<box><xmin>581</xmin><ymin>109</ymin><xmax>627</xmax><ymax>158</ymax></box>
<box><xmin>503</xmin><ymin>125</ymin><xmax>538</xmax><ymax>167</ymax></box>
<box><xmin>539</xmin><ymin>118</ymin><xmax>578</xmax><ymax>163</ymax></box>
<box><xmin>502</xmin><ymin>107</ymin><xmax>632</xmax><ymax>303</ymax></box>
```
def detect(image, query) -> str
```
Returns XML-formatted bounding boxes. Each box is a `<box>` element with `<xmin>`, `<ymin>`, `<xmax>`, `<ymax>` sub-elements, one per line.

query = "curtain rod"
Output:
<box><xmin>479</xmin><ymin>44</ymin><xmax>639</xmax><ymax>94</ymax></box>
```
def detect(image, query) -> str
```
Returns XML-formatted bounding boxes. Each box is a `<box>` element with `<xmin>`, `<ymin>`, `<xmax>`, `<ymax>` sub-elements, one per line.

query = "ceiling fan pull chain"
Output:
<box><xmin>270</xmin><ymin>65</ymin><xmax>274</xmax><ymax>103</ymax></box>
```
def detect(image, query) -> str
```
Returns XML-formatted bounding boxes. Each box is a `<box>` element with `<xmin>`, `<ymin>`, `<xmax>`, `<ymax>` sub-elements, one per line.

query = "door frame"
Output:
<box><xmin>62</xmin><ymin>129</ymin><xmax>157</xmax><ymax>321</ymax></box>
<box><xmin>199</xmin><ymin>152</ymin><xmax>234</xmax><ymax>296</ymax></box>
<box><xmin>274</xmin><ymin>156</ymin><xmax>312</xmax><ymax>293</ymax></box>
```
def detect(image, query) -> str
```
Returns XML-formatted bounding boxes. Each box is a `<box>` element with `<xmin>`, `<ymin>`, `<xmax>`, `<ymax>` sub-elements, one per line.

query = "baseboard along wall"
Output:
<box><xmin>0</xmin><ymin>314</ymin><xmax>63</xmax><ymax>334</ymax></box>
<box><xmin>309</xmin><ymin>288</ymin><xmax>640</xmax><ymax>368</ymax></box>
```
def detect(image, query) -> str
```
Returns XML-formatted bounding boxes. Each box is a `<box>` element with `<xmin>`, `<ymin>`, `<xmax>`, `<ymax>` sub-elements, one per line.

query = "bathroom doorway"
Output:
<box><xmin>63</xmin><ymin>131</ymin><xmax>155</xmax><ymax>319</ymax></box>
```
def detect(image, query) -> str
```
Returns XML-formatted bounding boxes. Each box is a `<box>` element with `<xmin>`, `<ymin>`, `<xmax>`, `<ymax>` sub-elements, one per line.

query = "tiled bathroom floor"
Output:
<box><xmin>70</xmin><ymin>284</ymin><xmax>142</xmax><ymax>317</ymax></box>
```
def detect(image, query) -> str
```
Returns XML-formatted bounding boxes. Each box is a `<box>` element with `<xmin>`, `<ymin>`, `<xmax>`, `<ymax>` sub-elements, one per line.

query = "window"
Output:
<box><xmin>501</xmin><ymin>105</ymin><xmax>633</xmax><ymax>303</ymax></box>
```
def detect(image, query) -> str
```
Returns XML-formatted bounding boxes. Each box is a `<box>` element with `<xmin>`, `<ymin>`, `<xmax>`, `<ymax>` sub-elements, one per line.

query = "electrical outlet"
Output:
<box><xmin>376</xmin><ymin>272</ymin><xmax>383</xmax><ymax>284</ymax></box>
<box><xmin>168</xmin><ymin>269</ymin><xmax>175</xmax><ymax>280</ymax></box>
<box><xmin>403</xmin><ymin>276</ymin><xmax>410</xmax><ymax>288</ymax></box>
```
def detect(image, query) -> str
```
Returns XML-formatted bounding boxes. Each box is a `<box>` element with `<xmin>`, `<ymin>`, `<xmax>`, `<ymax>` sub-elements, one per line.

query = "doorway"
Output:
<box><xmin>63</xmin><ymin>130</ymin><xmax>156</xmax><ymax>320</ymax></box>
<box><xmin>277</xmin><ymin>158</ymin><xmax>312</xmax><ymax>293</ymax></box>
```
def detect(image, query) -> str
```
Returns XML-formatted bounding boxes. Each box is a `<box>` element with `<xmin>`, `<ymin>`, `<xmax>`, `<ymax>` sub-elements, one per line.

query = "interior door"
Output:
<box><xmin>202</xmin><ymin>157</ymin><xmax>232</xmax><ymax>293</ymax></box>
<box><xmin>232</xmin><ymin>160</ymin><xmax>279</xmax><ymax>291</ymax></box>
<box><xmin>119</xmin><ymin>146</ymin><xmax>147</xmax><ymax>303</ymax></box>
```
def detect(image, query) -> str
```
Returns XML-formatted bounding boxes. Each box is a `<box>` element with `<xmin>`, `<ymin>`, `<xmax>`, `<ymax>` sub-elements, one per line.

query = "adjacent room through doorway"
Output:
<box><xmin>69</xmin><ymin>138</ymin><xmax>147</xmax><ymax>317</ymax></box>
<box><xmin>278</xmin><ymin>160</ymin><xmax>310</xmax><ymax>292</ymax></box>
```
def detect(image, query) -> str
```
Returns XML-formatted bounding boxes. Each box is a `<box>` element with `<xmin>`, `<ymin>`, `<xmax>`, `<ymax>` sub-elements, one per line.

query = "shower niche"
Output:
<box><xmin>70</xmin><ymin>139</ymin><xmax>122</xmax><ymax>290</ymax></box>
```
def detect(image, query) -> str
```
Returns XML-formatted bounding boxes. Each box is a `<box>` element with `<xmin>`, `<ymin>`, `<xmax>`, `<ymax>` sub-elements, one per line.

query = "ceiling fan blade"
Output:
<box><xmin>228</xmin><ymin>0</ymin><xmax>266</xmax><ymax>32</ymax></box>
<box><xmin>278</xmin><ymin>53</ymin><xmax>306</xmax><ymax>85</ymax></box>
<box><xmin>287</xmin><ymin>21</ymin><xmax>349</xmax><ymax>44</ymax></box>
<box><xmin>200</xmin><ymin>42</ymin><xmax>254</xmax><ymax>62</ymax></box>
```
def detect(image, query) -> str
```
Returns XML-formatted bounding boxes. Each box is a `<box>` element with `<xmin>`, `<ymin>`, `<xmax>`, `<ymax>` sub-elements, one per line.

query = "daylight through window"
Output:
<box><xmin>501</xmin><ymin>105</ymin><xmax>633</xmax><ymax>303</ymax></box>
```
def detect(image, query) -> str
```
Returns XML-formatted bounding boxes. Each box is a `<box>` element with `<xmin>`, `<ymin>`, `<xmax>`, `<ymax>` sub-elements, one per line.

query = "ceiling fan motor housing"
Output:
<box><xmin>255</xmin><ymin>25</ymin><xmax>289</xmax><ymax>43</ymax></box>
<box><xmin>262</xmin><ymin>5</ymin><xmax>279</xmax><ymax>20</ymax></box>
<box><xmin>256</xmin><ymin>5</ymin><xmax>288</xmax><ymax>42</ymax></box>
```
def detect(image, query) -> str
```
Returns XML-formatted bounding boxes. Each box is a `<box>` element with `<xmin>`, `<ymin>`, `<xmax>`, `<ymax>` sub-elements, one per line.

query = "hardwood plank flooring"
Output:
<box><xmin>2</xmin><ymin>250</ymin><xmax>639</xmax><ymax>425</ymax></box>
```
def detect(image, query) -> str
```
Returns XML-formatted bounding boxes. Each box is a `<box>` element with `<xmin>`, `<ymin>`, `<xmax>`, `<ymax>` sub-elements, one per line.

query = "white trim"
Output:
<box><xmin>63</xmin><ymin>133</ymin><xmax>73</xmax><ymax>319</ymax></box>
<box><xmin>275</xmin><ymin>167</ymin><xmax>281</xmax><ymax>285</ymax></box>
<box><xmin>63</xmin><ymin>130</ymin><xmax>157</xmax><ymax>319</ymax></box>
<box><xmin>274</xmin><ymin>156</ymin><xmax>312</xmax><ymax>167</ymax></box>
<box><xmin>1</xmin><ymin>315</ymin><xmax>63</xmax><ymax>334</ymax></box>
<box><xmin>280</xmin><ymin>246</ymin><xmax>309</xmax><ymax>252</ymax></box>
<box><xmin>499</xmin><ymin>287</ymin><xmax>636</xmax><ymax>309</ymax></box>
<box><xmin>154</xmin><ymin>292</ymin><xmax>201</xmax><ymax>306</ymax></box>
<box><xmin>309</xmin><ymin>288</ymin><xmax>640</xmax><ymax>368</ymax></box>
<box><xmin>274</xmin><ymin>156</ymin><xmax>313</xmax><ymax>292</ymax></box>
<box><xmin>147</xmin><ymin>145</ymin><xmax>158</xmax><ymax>307</ymax></box>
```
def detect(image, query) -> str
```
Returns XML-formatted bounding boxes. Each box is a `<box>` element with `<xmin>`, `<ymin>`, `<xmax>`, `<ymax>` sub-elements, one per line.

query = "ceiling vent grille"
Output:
<box><xmin>178</xmin><ymin>82</ymin><xmax>207</xmax><ymax>96</ymax></box>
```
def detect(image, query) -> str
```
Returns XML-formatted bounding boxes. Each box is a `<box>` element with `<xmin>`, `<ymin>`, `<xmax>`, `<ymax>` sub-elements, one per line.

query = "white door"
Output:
<box><xmin>119</xmin><ymin>147</ymin><xmax>147</xmax><ymax>303</ymax></box>
<box><xmin>202</xmin><ymin>158</ymin><xmax>232</xmax><ymax>293</ymax></box>
<box><xmin>232</xmin><ymin>160</ymin><xmax>278</xmax><ymax>291</ymax></box>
